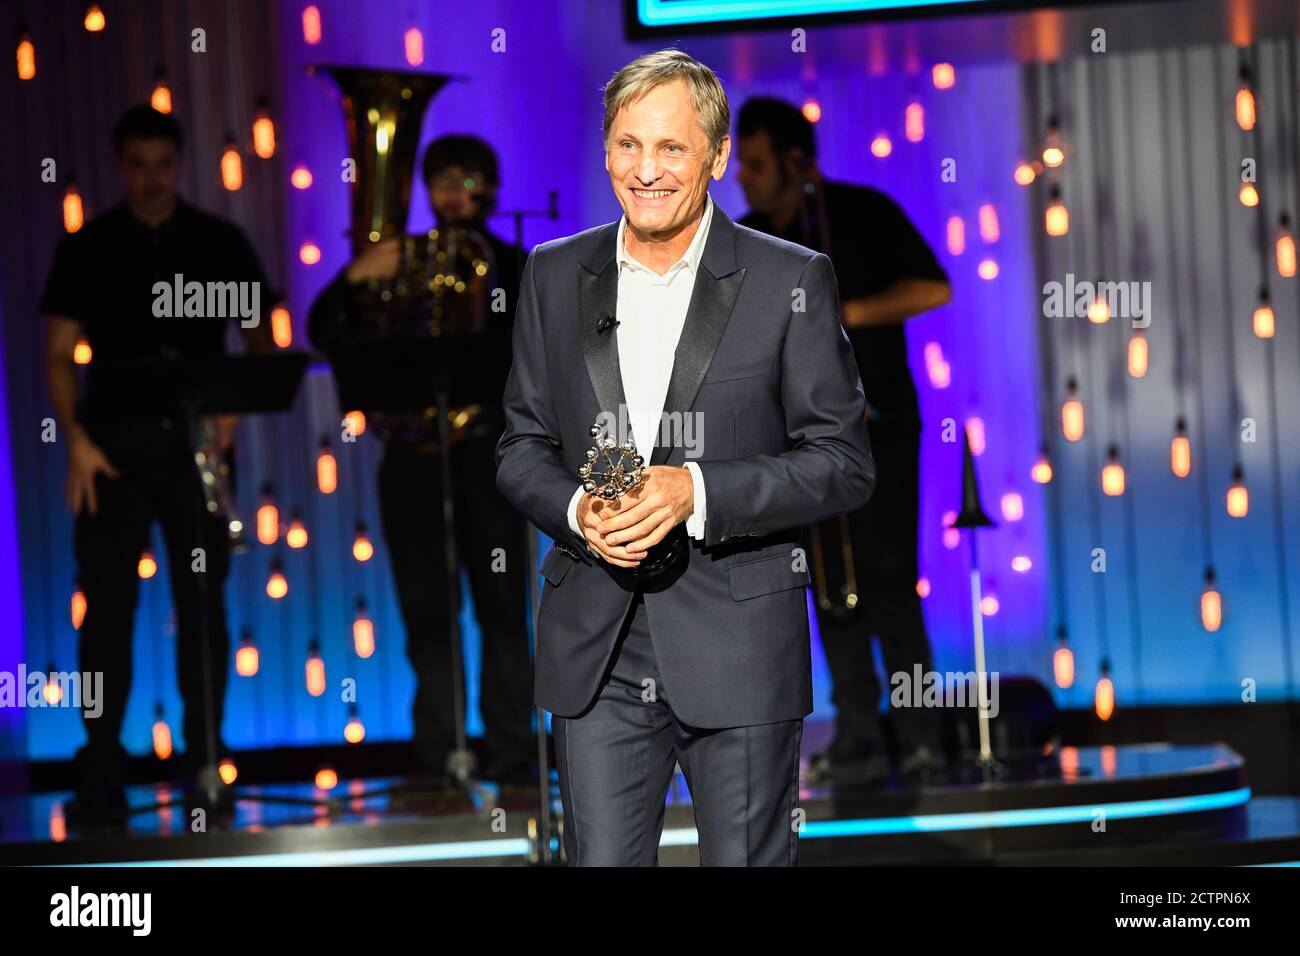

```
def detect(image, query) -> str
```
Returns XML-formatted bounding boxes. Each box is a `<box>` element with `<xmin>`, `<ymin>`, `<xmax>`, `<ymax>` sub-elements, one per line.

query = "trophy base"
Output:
<box><xmin>605</xmin><ymin>524</ymin><xmax>688</xmax><ymax>593</ymax></box>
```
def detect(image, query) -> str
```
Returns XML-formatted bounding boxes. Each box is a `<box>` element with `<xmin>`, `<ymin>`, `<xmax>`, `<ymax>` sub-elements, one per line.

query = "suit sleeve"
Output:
<box><xmin>495</xmin><ymin>249</ymin><xmax>590</xmax><ymax>550</ymax></box>
<box><xmin>697</xmin><ymin>252</ymin><xmax>875</xmax><ymax>546</ymax></box>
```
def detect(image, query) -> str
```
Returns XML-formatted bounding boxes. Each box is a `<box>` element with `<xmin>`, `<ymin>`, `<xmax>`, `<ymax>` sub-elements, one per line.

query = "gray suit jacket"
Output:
<box><xmin>496</xmin><ymin>201</ymin><xmax>874</xmax><ymax>728</ymax></box>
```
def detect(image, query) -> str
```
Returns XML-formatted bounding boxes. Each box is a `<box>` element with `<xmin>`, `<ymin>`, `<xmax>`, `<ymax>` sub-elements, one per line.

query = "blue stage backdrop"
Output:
<box><xmin>8</xmin><ymin>0</ymin><xmax>1291</xmax><ymax>764</ymax></box>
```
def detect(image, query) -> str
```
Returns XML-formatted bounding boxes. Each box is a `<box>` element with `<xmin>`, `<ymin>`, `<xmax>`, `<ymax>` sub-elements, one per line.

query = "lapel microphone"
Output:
<box><xmin>597</xmin><ymin>312</ymin><xmax>619</xmax><ymax>334</ymax></box>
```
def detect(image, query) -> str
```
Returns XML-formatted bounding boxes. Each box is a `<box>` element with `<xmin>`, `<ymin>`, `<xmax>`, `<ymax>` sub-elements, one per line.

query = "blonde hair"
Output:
<box><xmin>602</xmin><ymin>49</ymin><xmax>730</xmax><ymax>155</ymax></box>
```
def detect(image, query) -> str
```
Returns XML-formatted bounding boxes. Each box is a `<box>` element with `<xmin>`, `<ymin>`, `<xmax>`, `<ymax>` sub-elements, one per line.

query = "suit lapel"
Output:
<box><xmin>579</xmin><ymin>225</ymin><xmax>627</xmax><ymax>423</ymax></box>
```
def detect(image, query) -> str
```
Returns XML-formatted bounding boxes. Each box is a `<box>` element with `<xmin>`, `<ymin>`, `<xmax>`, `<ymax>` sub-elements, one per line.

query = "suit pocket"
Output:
<box><xmin>539</xmin><ymin>546</ymin><xmax>574</xmax><ymax>586</ymax></box>
<box><xmin>728</xmin><ymin>551</ymin><xmax>811</xmax><ymax>601</ymax></box>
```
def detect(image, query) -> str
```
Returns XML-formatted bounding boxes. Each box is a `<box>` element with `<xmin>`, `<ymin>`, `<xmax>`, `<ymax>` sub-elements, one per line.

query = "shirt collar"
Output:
<box><xmin>616</xmin><ymin>193</ymin><xmax>714</xmax><ymax>277</ymax></box>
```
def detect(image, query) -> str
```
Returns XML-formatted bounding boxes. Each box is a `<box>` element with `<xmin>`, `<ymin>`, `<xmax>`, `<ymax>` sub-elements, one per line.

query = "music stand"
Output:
<box><xmin>84</xmin><ymin>352</ymin><xmax>309</xmax><ymax>819</ymax></box>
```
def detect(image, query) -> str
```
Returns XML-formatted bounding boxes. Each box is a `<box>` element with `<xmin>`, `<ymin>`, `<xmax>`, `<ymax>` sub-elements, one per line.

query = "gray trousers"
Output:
<box><xmin>552</xmin><ymin>594</ymin><xmax>802</xmax><ymax>866</ymax></box>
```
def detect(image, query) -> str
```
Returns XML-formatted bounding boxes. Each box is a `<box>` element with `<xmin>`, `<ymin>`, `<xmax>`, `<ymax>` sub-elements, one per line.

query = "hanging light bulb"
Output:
<box><xmin>1054</xmin><ymin>628</ymin><xmax>1075</xmax><ymax>689</ymax></box>
<box><xmin>150</xmin><ymin>69</ymin><xmax>172</xmax><ymax>113</ymax></box>
<box><xmin>923</xmin><ymin>342</ymin><xmax>950</xmax><ymax>388</ymax></box>
<box><xmin>1253</xmin><ymin>287</ymin><xmax>1275</xmax><ymax>339</ymax></box>
<box><xmin>801</xmin><ymin>99</ymin><xmax>822</xmax><ymax>124</ymax></box>
<box><xmin>1087</xmin><ymin>291</ymin><xmax>1110</xmax><ymax>324</ymax></box>
<box><xmin>977</xmin><ymin>258</ymin><xmax>999</xmax><ymax>280</ymax></box>
<box><xmin>870</xmin><ymin>133</ymin><xmax>892</xmax><ymax>158</ymax></box>
<box><xmin>978</xmin><ymin>204</ymin><xmax>1000</xmax><ymax>243</ymax></box>
<box><xmin>904</xmin><ymin>101</ymin><xmax>924</xmax><ymax>142</ymax></box>
<box><xmin>63</xmin><ymin>181</ymin><xmax>85</xmax><ymax>233</ymax></box>
<box><xmin>343</xmin><ymin>410</ymin><xmax>366</xmax><ymax>437</ymax></box>
<box><xmin>316</xmin><ymin>438</ymin><xmax>337</xmax><ymax>494</ymax></box>
<box><xmin>931</xmin><ymin>62</ymin><xmax>955</xmax><ymax>90</ymax></box>
<box><xmin>965</xmin><ymin>417</ymin><xmax>986</xmax><ymax>456</ymax></box>
<box><xmin>1235</xmin><ymin>65</ymin><xmax>1256</xmax><ymax>131</ymax></box>
<box><xmin>43</xmin><ymin>664</ymin><xmax>63</xmax><ymax>705</ymax></box>
<box><xmin>1101</xmin><ymin>445</ymin><xmax>1126</xmax><ymax>496</ymax></box>
<box><xmin>1000</xmin><ymin>492</ymin><xmax>1024</xmax><ymax>522</ymax></box>
<box><xmin>252</xmin><ymin>97</ymin><xmax>276</xmax><ymax>159</ymax></box>
<box><xmin>1013</xmin><ymin>161</ymin><xmax>1037</xmax><ymax>186</ymax></box>
<box><xmin>942</xmin><ymin>510</ymin><xmax>960</xmax><ymax>549</ymax></box>
<box><xmin>1011</xmin><ymin>555</ymin><xmax>1032</xmax><ymax>573</ymax></box>
<box><xmin>1094</xmin><ymin>658</ymin><xmax>1115</xmax><ymax>721</ymax></box>
<box><xmin>353</xmin><ymin>598</ymin><xmax>375</xmax><ymax>658</ymax></box>
<box><xmin>256</xmin><ymin>483</ymin><xmax>279</xmax><ymax>545</ymax></box>
<box><xmin>1201</xmin><ymin>566</ymin><xmax>1223</xmax><ymax>632</ymax></box>
<box><xmin>270</xmin><ymin>304</ymin><xmax>293</xmax><ymax>348</ymax></box>
<box><xmin>71</xmin><ymin>583</ymin><xmax>86</xmax><ymax>630</ymax></box>
<box><xmin>1128</xmin><ymin>332</ymin><xmax>1149</xmax><ymax>378</ymax></box>
<box><xmin>290</xmin><ymin>166</ymin><xmax>313</xmax><ymax>190</ymax></box>
<box><xmin>298</xmin><ymin>241</ymin><xmax>321</xmax><ymax>265</ymax></box>
<box><xmin>152</xmin><ymin>703</ymin><xmax>173</xmax><ymax>759</ymax></box>
<box><xmin>302</xmin><ymin>5</ymin><xmax>322</xmax><ymax>44</ymax></box>
<box><xmin>1170</xmin><ymin>418</ymin><xmax>1192</xmax><ymax>478</ymax></box>
<box><xmin>915</xmin><ymin>577</ymin><xmax>931</xmax><ymax>598</ymax></box>
<box><xmin>946</xmin><ymin>215</ymin><xmax>965</xmax><ymax>256</ymax></box>
<box><xmin>1226</xmin><ymin>465</ymin><xmax>1248</xmax><ymax>517</ymax></box>
<box><xmin>980</xmin><ymin>594</ymin><xmax>1000</xmax><ymax>616</ymax></box>
<box><xmin>220</xmin><ymin>135</ymin><xmax>243</xmax><ymax>191</ymax></box>
<box><xmin>352</xmin><ymin>523</ymin><xmax>374</xmax><ymax>562</ymax></box>
<box><xmin>138</xmin><ymin>550</ymin><xmax>157</xmax><ymax>579</ymax></box>
<box><xmin>1061</xmin><ymin>378</ymin><xmax>1084</xmax><ymax>441</ymax></box>
<box><xmin>344</xmin><ymin>705</ymin><xmax>366</xmax><ymax>744</ymax></box>
<box><xmin>286</xmin><ymin>511</ymin><xmax>309</xmax><ymax>549</ymax></box>
<box><xmin>16</xmin><ymin>31</ymin><xmax>35</xmax><ymax>81</ymax></box>
<box><xmin>315</xmin><ymin>767</ymin><xmax>339</xmax><ymax>790</ymax></box>
<box><xmin>306</xmin><ymin>639</ymin><xmax>325</xmax><ymax>697</ymax></box>
<box><xmin>266</xmin><ymin>558</ymin><xmax>288</xmax><ymax>599</ymax></box>
<box><xmin>1045</xmin><ymin>185</ymin><xmax>1069</xmax><ymax>236</ymax></box>
<box><xmin>73</xmin><ymin>337</ymin><xmax>92</xmax><ymax>365</ymax></box>
<box><xmin>83</xmin><ymin>3</ymin><xmax>106</xmax><ymax>32</ymax></box>
<box><xmin>1277</xmin><ymin>212</ymin><xmax>1296</xmax><ymax>277</ymax></box>
<box><xmin>1239</xmin><ymin>181</ymin><xmax>1259</xmax><ymax>207</ymax></box>
<box><xmin>404</xmin><ymin>27</ymin><xmax>424</xmax><ymax>66</ymax></box>
<box><xmin>219</xmin><ymin>758</ymin><xmax>238</xmax><ymax>784</ymax></box>
<box><xmin>1041</xmin><ymin>115</ymin><xmax>1065</xmax><ymax>168</ymax></box>
<box><xmin>235</xmin><ymin>627</ymin><xmax>259</xmax><ymax>677</ymax></box>
<box><xmin>1031</xmin><ymin>451</ymin><xmax>1053</xmax><ymax>484</ymax></box>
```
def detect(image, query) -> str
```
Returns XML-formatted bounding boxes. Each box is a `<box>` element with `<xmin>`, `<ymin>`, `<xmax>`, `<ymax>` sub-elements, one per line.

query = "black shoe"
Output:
<box><xmin>898</xmin><ymin>744</ymin><xmax>946</xmax><ymax>780</ymax></box>
<box><xmin>807</xmin><ymin>737</ymin><xmax>890</xmax><ymax>784</ymax></box>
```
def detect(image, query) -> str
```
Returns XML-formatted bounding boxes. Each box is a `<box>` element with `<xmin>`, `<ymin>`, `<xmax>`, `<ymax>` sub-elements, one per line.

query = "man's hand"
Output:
<box><xmin>578</xmin><ymin>466</ymin><xmax>694</xmax><ymax>565</ymax></box>
<box><xmin>345</xmin><ymin>238</ymin><xmax>401</xmax><ymax>283</ymax></box>
<box><xmin>66</xmin><ymin>430</ymin><xmax>119</xmax><ymax>516</ymax></box>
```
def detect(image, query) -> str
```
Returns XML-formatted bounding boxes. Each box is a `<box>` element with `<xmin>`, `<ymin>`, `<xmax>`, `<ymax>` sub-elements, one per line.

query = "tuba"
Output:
<box><xmin>314</xmin><ymin>65</ymin><xmax>495</xmax><ymax>446</ymax></box>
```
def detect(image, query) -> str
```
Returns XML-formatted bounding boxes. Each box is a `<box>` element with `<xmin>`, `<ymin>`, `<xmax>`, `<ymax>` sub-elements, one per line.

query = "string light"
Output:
<box><xmin>1041</xmin><ymin>115</ymin><xmax>1065</xmax><ymax>168</ymax></box>
<box><xmin>152</xmin><ymin>704</ymin><xmax>173</xmax><ymax>759</ymax></box>
<box><xmin>904</xmin><ymin>102</ymin><xmax>924</xmax><ymax>142</ymax></box>
<box><xmin>870</xmin><ymin>133</ymin><xmax>892</xmax><ymax>158</ymax></box>
<box><xmin>150</xmin><ymin>69</ymin><xmax>172</xmax><ymax>113</ymax></box>
<box><xmin>71</xmin><ymin>583</ymin><xmax>86</xmax><ymax>630</ymax></box>
<box><xmin>256</xmin><ymin>483</ymin><xmax>279</xmax><ymax>545</ymax></box>
<box><xmin>266</xmin><ymin>558</ymin><xmax>288</xmax><ymax>599</ymax></box>
<box><xmin>352</xmin><ymin>523</ymin><xmax>374</xmax><ymax>562</ymax></box>
<box><xmin>404</xmin><ymin>27</ymin><xmax>424</xmax><ymax>67</ymax></box>
<box><xmin>1000</xmin><ymin>492</ymin><xmax>1024</xmax><ymax>522</ymax></box>
<box><xmin>946</xmin><ymin>215</ymin><xmax>965</xmax><ymax>256</ymax></box>
<box><xmin>306</xmin><ymin>640</ymin><xmax>325</xmax><ymax>697</ymax></box>
<box><xmin>1031</xmin><ymin>451</ymin><xmax>1053</xmax><ymax>484</ymax></box>
<box><xmin>1226</xmin><ymin>465</ymin><xmax>1248</xmax><ymax>518</ymax></box>
<box><xmin>1201</xmin><ymin>567</ymin><xmax>1223</xmax><ymax>632</ymax></box>
<box><xmin>353</xmin><ymin>598</ymin><xmax>375</xmax><ymax>658</ymax></box>
<box><xmin>1277</xmin><ymin>212</ymin><xmax>1296</xmax><ymax>277</ymax></box>
<box><xmin>1235</xmin><ymin>65</ymin><xmax>1255</xmax><ymax>131</ymax></box>
<box><xmin>978</xmin><ymin>204</ymin><xmax>999</xmax><ymax>243</ymax></box>
<box><xmin>235</xmin><ymin>627</ymin><xmax>259</xmax><ymax>677</ymax></box>
<box><xmin>1045</xmin><ymin>185</ymin><xmax>1069</xmax><ymax>236</ymax></box>
<box><xmin>252</xmin><ymin>98</ymin><xmax>276</xmax><ymax>159</ymax></box>
<box><xmin>16</xmin><ymin>31</ymin><xmax>35</xmax><ymax>80</ymax></box>
<box><xmin>1094</xmin><ymin>658</ymin><xmax>1115</xmax><ymax>721</ymax></box>
<box><xmin>1053</xmin><ymin>628</ymin><xmax>1074</xmax><ymax>689</ymax></box>
<box><xmin>286</xmin><ymin>511</ymin><xmax>309</xmax><ymax>549</ymax></box>
<box><xmin>1101</xmin><ymin>445</ymin><xmax>1126</xmax><ymax>496</ymax></box>
<box><xmin>801</xmin><ymin>99</ymin><xmax>821</xmax><ymax>124</ymax></box>
<box><xmin>221</xmin><ymin>136</ymin><xmax>243</xmax><ymax>191</ymax></box>
<box><xmin>1061</xmin><ymin>377</ymin><xmax>1084</xmax><ymax>441</ymax></box>
<box><xmin>138</xmin><ymin>550</ymin><xmax>157</xmax><ymax>579</ymax></box>
<box><xmin>63</xmin><ymin>182</ymin><xmax>84</xmax><ymax>233</ymax></box>
<box><xmin>1252</xmin><ymin>287</ymin><xmax>1275</xmax><ymax>339</ymax></box>
<box><xmin>83</xmin><ymin>4</ymin><xmax>106</xmax><ymax>32</ymax></box>
<box><xmin>1128</xmin><ymin>332</ymin><xmax>1148</xmax><ymax>378</ymax></box>
<box><xmin>316</xmin><ymin>439</ymin><xmax>337</xmax><ymax>494</ymax></box>
<box><xmin>1170</xmin><ymin>418</ymin><xmax>1191</xmax><ymax>478</ymax></box>
<box><xmin>302</xmin><ymin>5</ymin><xmax>322</xmax><ymax>44</ymax></box>
<box><xmin>344</xmin><ymin>705</ymin><xmax>366</xmax><ymax>744</ymax></box>
<box><xmin>271</xmin><ymin>304</ymin><xmax>293</xmax><ymax>348</ymax></box>
<box><xmin>931</xmin><ymin>63</ymin><xmax>955</xmax><ymax>90</ymax></box>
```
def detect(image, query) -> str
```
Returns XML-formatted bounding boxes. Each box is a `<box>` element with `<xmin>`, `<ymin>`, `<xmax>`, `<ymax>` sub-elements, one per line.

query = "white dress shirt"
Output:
<box><xmin>566</xmin><ymin>195</ymin><xmax>713</xmax><ymax>547</ymax></box>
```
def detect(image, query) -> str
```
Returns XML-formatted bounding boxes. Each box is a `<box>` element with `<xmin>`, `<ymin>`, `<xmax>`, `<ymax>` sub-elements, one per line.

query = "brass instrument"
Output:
<box><xmin>193</xmin><ymin>416</ymin><xmax>248</xmax><ymax>553</ymax></box>
<box><xmin>315</xmin><ymin>65</ymin><xmax>496</xmax><ymax>447</ymax></box>
<box><xmin>801</xmin><ymin>172</ymin><xmax>860</xmax><ymax>618</ymax></box>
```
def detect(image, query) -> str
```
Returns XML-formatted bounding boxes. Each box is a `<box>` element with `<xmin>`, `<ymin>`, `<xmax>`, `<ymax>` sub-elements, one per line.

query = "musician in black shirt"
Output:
<box><xmin>40</xmin><ymin>105</ymin><xmax>274</xmax><ymax>826</ymax></box>
<box><xmin>737</xmin><ymin>97</ymin><xmax>951</xmax><ymax>782</ymax></box>
<box><xmin>309</xmin><ymin>135</ymin><xmax>534</xmax><ymax>793</ymax></box>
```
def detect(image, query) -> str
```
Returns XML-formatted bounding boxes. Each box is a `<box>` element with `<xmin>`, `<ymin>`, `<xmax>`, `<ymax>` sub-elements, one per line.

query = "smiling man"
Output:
<box><xmin>496</xmin><ymin>49</ymin><xmax>874</xmax><ymax>866</ymax></box>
